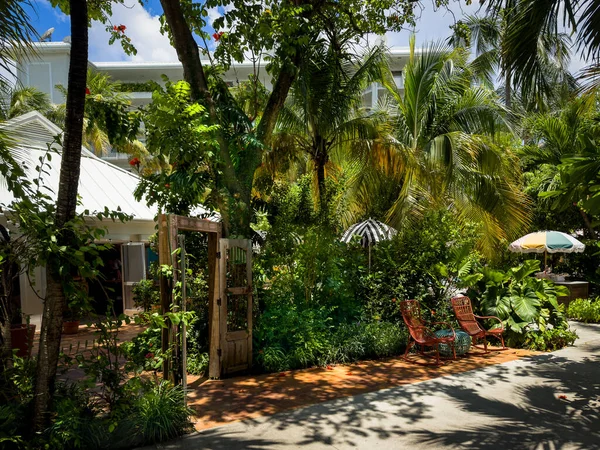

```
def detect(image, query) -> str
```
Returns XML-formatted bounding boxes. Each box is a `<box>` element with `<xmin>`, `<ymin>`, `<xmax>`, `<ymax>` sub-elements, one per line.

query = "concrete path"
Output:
<box><xmin>145</xmin><ymin>322</ymin><xmax>600</xmax><ymax>450</ymax></box>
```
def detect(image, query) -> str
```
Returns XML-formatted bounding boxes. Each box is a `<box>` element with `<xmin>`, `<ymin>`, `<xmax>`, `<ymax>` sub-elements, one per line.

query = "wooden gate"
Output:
<box><xmin>218</xmin><ymin>239</ymin><xmax>253</xmax><ymax>374</ymax></box>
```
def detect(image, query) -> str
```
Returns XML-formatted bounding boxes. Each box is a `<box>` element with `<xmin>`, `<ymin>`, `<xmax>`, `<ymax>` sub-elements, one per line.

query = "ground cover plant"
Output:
<box><xmin>567</xmin><ymin>297</ymin><xmax>600</xmax><ymax>323</ymax></box>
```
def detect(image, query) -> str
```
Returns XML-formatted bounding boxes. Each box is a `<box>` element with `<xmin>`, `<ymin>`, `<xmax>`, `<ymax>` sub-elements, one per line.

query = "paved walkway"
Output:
<box><xmin>143</xmin><ymin>322</ymin><xmax>600</xmax><ymax>450</ymax></box>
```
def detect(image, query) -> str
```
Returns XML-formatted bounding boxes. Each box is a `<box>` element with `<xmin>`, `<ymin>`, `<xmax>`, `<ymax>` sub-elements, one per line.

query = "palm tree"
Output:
<box><xmin>272</xmin><ymin>44</ymin><xmax>391</xmax><ymax>217</ymax></box>
<box><xmin>350</xmin><ymin>38</ymin><xmax>530</xmax><ymax>255</ymax></box>
<box><xmin>0</xmin><ymin>85</ymin><xmax>52</xmax><ymax>120</ymax></box>
<box><xmin>521</xmin><ymin>95</ymin><xmax>600</xmax><ymax>235</ymax></box>
<box><xmin>483</xmin><ymin>0</ymin><xmax>600</xmax><ymax>93</ymax></box>
<box><xmin>0</xmin><ymin>1</ymin><xmax>37</xmax><ymax>86</ymax></box>
<box><xmin>448</xmin><ymin>13</ymin><xmax>575</xmax><ymax>112</ymax></box>
<box><xmin>32</xmin><ymin>0</ymin><xmax>89</xmax><ymax>431</ymax></box>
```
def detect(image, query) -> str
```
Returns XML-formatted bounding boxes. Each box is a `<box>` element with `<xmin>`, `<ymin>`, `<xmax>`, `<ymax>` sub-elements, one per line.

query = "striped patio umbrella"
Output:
<box><xmin>341</xmin><ymin>219</ymin><xmax>397</xmax><ymax>268</ymax></box>
<box><xmin>508</xmin><ymin>230</ymin><xmax>585</xmax><ymax>269</ymax></box>
<box><xmin>508</xmin><ymin>231</ymin><xmax>585</xmax><ymax>254</ymax></box>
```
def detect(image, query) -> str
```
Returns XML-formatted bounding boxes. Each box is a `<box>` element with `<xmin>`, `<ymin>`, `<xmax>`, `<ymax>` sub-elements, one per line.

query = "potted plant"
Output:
<box><xmin>9</xmin><ymin>311</ymin><xmax>36</xmax><ymax>358</ymax></box>
<box><xmin>132</xmin><ymin>279</ymin><xmax>160</xmax><ymax>312</ymax></box>
<box><xmin>63</xmin><ymin>287</ymin><xmax>91</xmax><ymax>335</ymax></box>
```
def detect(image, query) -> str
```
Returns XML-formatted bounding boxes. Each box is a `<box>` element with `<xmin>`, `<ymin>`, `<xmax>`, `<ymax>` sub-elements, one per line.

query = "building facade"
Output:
<box><xmin>14</xmin><ymin>41</ymin><xmax>408</xmax><ymax>169</ymax></box>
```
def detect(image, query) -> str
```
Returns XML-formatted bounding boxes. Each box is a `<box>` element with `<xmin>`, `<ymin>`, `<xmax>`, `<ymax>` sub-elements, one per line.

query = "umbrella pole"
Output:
<box><xmin>368</xmin><ymin>243</ymin><xmax>372</xmax><ymax>272</ymax></box>
<box><xmin>544</xmin><ymin>251</ymin><xmax>547</xmax><ymax>272</ymax></box>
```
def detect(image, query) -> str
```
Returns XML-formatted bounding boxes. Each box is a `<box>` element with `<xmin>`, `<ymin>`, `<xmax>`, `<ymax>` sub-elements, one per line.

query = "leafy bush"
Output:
<box><xmin>520</xmin><ymin>326</ymin><xmax>578</xmax><ymax>351</ymax></box>
<box><xmin>187</xmin><ymin>352</ymin><xmax>209</xmax><ymax>376</ymax></box>
<box><xmin>254</xmin><ymin>312</ymin><xmax>407</xmax><ymax>373</ymax></box>
<box><xmin>464</xmin><ymin>259</ymin><xmax>572</xmax><ymax>348</ymax></box>
<box><xmin>133</xmin><ymin>381</ymin><xmax>193</xmax><ymax>444</ymax></box>
<box><xmin>567</xmin><ymin>297</ymin><xmax>600</xmax><ymax>323</ymax></box>
<box><xmin>122</xmin><ymin>325</ymin><xmax>162</xmax><ymax>371</ymax></box>
<box><xmin>132</xmin><ymin>279</ymin><xmax>159</xmax><ymax>311</ymax></box>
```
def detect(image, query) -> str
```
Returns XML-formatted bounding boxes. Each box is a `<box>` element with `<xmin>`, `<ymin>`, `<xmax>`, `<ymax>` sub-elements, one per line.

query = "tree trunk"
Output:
<box><xmin>314</xmin><ymin>139</ymin><xmax>329</xmax><ymax>217</ymax></box>
<box><xmin>32</xmin><ymin>0</ymin><xmax>88</xmax><ymax>430</ymax></box>
<box><xmin>159</xmin><ymin>0</ymin><xmax>241</xmax><ymax>212</ymax></box>
<box><xmin>159</xmin><ymin>0</ymin><xmax>299</xmax><ymax>236</ymax></box>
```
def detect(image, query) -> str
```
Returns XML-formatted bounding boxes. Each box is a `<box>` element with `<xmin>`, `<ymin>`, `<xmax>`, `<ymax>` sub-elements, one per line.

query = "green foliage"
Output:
<box><xmin>520</xmin><ymin>326</ymin><xmax>578</xmax><ymax>352</ymax></box>
<box><xmin>254</xmin><ymin>314</ymin><xmax>408</xmax><ymax>373</ymax></box>
<box><xmin>567</xmin><ymin>297</ymin><xmax>600</xmax><ymax>323</ymax></box>
<box><xmin>133</xmin><ymin>381</ymin><xmax>193</xmax><ymax>444</ymax></box>
<box><xmin>360</xmin><ymin>210</ymin><xmax>480</xmax><ymax>320</ymax></box>
<box><xmin>122</xmin><ymin>326</ymin><xmax>162</xmax><ymax>371</ymax></box>
<box><xmin>135</xmin><ymin>79</ymin><xmax>219</xmax><ymax>214</ymax></box>
<box><xmin>186</xmin><ymin>352</ymin><xmax>209</xmax><ymax>376</ymax></box>
<box><xmin>118</xmin><ymin>81</ymin><xmax>161</xmax><ymax>93</ymax></box>
<box><xmin>0</xmin><ymin>355</ymin><xmax>36</xmax><ymax>446</ymax></box>
<box><xmin>464</xmin><ymin>259</ymin><xmax>572</xmax><ymax>348</ymax></box>
<box><xmin>132</xmin><ymin>279</ymin><xmax>160</xmax><ymax>312</ymax></box>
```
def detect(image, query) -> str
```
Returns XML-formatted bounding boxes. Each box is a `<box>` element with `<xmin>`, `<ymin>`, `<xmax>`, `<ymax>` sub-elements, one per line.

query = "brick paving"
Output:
<box><xmin>28</xmin><ymin>325</ymin><xmax>536</xmax><ymax>433</ymax></box>
<box><xmin>186</xmin><ymin>347</ymin><xmax>536</xmax><ymax>431</ymax></box>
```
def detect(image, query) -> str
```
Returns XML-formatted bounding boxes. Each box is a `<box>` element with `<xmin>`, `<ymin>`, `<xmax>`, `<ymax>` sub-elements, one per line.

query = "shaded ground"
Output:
<box><xmin>187</xmin><ymin>347</ymin><xmax>534</xmax><ymax>431</ymax></box>
<box><xmin>142</xmin><ymin>322</ymin><xmax>600</xmax><ymax>450</ymax></box>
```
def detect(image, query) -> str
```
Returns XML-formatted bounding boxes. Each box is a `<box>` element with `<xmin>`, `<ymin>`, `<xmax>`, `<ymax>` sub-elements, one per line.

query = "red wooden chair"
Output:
<box><xmin>400</xmin><ymin>299</ymin><xmax>456</xmax><ymax>364</ymax></box>
<box><xmin>451</xmin><ymin>296</ymin><xmax>507</xmax><ymax>353</ymax></box>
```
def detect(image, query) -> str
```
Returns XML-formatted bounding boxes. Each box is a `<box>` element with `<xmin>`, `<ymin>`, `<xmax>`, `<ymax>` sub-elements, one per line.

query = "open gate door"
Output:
<box><xmin>218</xmin><ymin>238</ymin><xmax>252</xmax><ymax>375</ymax></box>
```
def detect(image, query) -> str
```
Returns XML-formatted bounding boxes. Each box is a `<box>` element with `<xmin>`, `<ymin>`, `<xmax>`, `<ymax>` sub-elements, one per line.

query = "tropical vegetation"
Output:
<box><xmin>1</xmin><ymin>0</ymin><xmax>599</xmax><ymax>448</ymax></box>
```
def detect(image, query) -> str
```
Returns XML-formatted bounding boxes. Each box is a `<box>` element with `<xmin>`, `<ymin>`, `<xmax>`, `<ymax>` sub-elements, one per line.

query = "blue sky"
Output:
<box><xmin>22</xmin><ymin>0</ymin><xmax>586</xmax><ymax>72</ymax></box>
<box><xmin>23</xmin><ymin>1</ymin><xmax>481</xmax><ymax>63</ymax></box>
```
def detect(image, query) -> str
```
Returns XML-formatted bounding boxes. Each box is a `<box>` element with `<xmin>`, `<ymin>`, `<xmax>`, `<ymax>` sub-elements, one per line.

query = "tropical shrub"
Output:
<box><xmin>187</xmin><ymin>351</ymin><xmax>209</xmax><ymax>376</ymax></box>
<box><xmin>464</xmin><ymin>259</ymin><xmax>573</xmax><ymax>349</ymax></box>
<box><xmin>132</xmin><ymin>381</ymin><xmax>193</xmax><ymax>444</ymax></box>
<box><xmin>132</xmin><ymin>279</ymin><xmax>160</xmax><ymax>311</ymax></box>
<box><xmin>521</xmin><ymin>326</ymin><xmax>578</xmax><ymax>352</ymax></box>
<box><xmin>254</xmin><ymin>307</ymin><xmax>408</xmax><ymax>373</ymax></box>
<box><xmin>567</xmin><ymin>297</ymin><xmax>600</xmax><ymax>323</ymax></box>
<box><xmin>122</xmin><ymin>326</ymin><xmax>162</xmax><ymax>371</ymax></box>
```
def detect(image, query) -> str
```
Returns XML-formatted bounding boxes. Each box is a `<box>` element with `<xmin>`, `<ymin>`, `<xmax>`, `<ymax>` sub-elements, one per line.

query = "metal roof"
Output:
<box><xmin>0</xmin><ymin>112</ymin><xmax>212</xmax><ymax>222</ymax></box>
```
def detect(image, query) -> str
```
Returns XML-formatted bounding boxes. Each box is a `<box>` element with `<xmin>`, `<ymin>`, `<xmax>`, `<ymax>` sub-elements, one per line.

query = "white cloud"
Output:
<box><xmin>88</xmin><ymin>2</ymin><xmax>178</xmax><ymax>63</ymax></box>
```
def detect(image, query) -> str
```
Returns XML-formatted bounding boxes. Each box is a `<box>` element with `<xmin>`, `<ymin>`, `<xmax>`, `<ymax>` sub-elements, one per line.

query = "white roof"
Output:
<box><xmin>0</xmin><ymin>112</ymin><xmax>153</xmax><ymax>222</ymax></box>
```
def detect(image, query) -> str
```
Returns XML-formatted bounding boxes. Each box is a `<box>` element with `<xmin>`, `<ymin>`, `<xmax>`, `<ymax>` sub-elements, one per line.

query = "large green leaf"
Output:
<box><xmin>510</xmin><ymin>290</ymin><xmax>541</xmax><ymax>322</ymax></box>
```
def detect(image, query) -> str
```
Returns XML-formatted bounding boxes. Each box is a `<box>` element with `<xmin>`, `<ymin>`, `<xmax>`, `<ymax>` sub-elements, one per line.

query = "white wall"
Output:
<box><xmin>4</xmin><ymin>217</ymin><xmax>156</xmax><ymax>327</ymax></box>
<box><xmin>17</xmin><ymin>48</ymin><xmax>70</xmax><ymax>103</ymax></box>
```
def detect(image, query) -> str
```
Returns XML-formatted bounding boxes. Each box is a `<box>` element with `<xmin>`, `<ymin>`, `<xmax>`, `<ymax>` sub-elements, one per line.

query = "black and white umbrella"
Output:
<box><xmin>341</xmin><ymin>219</ymin><xmax>397</xmax><ymax>268</ymax></box>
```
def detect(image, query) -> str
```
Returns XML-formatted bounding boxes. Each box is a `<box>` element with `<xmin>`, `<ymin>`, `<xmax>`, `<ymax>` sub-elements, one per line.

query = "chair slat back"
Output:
<box><xmin>451</xmin><ymin>296</ymin><xmax>483</xmax><ymax>336</ymax></box>
<box><xmin>400</xmin><ymin>299</ymin><xmax>434</xmax><ymax>343</ymax></box>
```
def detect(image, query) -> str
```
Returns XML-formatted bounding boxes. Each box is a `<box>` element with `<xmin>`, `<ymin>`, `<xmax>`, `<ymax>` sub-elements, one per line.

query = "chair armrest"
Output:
<box><xmin>474</xmin><ymin>315</ymin><xmax>504</xmax><ymax>331</ymax></box>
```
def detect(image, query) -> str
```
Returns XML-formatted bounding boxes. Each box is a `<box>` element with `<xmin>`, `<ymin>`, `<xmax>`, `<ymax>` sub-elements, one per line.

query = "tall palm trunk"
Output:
<box><xmin>32</xmin><ymin>0</ymin><xmax>88</xmax><ymax>430</ymax></box>
<box><xmin>314</xmin><ymin>138</ymin><xmax>329</xmax><ymax>217</ymax></box>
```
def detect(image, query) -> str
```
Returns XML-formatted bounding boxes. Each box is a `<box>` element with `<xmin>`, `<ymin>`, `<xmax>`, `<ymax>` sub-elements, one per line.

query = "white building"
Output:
<box><xmin>0</xmin><ymin>111</ymin><xmax>172</xmax><ymax>326</ymax></box>
<box><xmin>14</xmin><ymin>41</ymin><xmax>408</xmax><ymax>169</ymax></box>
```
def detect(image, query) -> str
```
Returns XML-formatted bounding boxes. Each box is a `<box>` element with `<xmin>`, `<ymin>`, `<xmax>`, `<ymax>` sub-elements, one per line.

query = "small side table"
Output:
<box><xmin>435</xmin><ymin>329</ymin><xmax>471</xmax><ymax>357</ymax></box>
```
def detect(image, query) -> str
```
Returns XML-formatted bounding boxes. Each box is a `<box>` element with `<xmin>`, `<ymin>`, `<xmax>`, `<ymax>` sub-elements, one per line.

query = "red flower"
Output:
<box><xmin>117</xmin><ymin>24</ymin><xmax>126</xmax><ymax>33</ymax></box>
<box><xmin>213</xmin><ymin>31</ymin><xmax>224</xmax><ymax>41</ymax></box>
<box><xmin>145</xmin><ymin>352</ymin><xmax>154</xmax><ymax>359</ymax></box>
<box><xmin>129</xmin><ymin>157</ymin><xmax>140</xmax><ymax>166</ymax></box>
<box><xmin>113</xmin><ymin>25</ymin><xmax>118</xmax><ymax>31</ymax></box>
<box><xmin>164</xmin><ymin>183</ymin><xmax>171</xmax><ymax>189</ymax></box>
<box><xmin>85</xmin><ymin>87</ymin><xmax>91</xmax><ymax>95</ymax></box>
